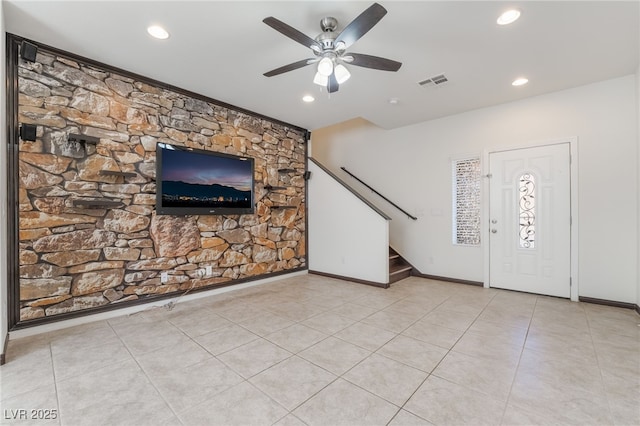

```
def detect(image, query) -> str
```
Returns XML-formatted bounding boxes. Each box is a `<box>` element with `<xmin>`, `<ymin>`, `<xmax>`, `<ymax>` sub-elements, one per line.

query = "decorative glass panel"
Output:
<box><xmin>518</xmin><ymin>173</ymin><xmax>536</xmax><ymax>249</ymax></box>
<box><xmin>453</xmin><ymin>158</ymin><xmax>481</xmax><ymax>245</ymax></box>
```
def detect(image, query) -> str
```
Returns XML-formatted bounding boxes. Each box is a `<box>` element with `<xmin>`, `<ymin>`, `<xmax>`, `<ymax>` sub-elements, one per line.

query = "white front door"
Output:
<box><xmin>489</xmin><ymin>143</ymin><xmax>571</xmax><ymax>298</ymax></box>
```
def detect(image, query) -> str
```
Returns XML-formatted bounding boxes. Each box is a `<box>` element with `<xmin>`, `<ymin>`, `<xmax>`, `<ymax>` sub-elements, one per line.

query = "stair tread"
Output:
<box><xmin>390</xmin><ymin>266</ymin><xmax>412</xmax><ymax>275</ymax></box>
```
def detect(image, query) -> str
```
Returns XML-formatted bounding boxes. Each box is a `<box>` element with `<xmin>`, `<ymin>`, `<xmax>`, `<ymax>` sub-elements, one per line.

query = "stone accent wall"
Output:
<box><xmin>16</xmin><ymin>46</ymin><xmax>307</xmax><ymax>322</ymax></box>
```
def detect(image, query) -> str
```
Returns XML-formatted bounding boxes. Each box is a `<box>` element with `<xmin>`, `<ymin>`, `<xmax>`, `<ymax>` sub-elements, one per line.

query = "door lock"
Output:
<box><xmin>491</xmin><ymin>229</ymin><xmax>498</xmax><ymax>234</ymax></box>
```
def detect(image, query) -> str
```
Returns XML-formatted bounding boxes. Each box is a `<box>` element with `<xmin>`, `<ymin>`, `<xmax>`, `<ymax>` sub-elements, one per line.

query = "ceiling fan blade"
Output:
<box><xmin>263</xmin><ymin>17</ymin><xmax>322</xmax><ymax>50</ymax></box>
<box><xmin>335</xmin><ymin>3</ymin><xmax>387</xmax><ymax>49</ymax></box>
<box><xmin>346</xmin><ymin>53</ymin><xmax>402</xmax><ymax>72</ymax></box>
<box><xmin>263</xmin><ymin>59</ymin><xmax>316</xmax><ymax>77</ymax></box>
<box><xmin>328</xmin><ymin>73</ymin><xmax>339</xmax><ymax>93</ymax></box>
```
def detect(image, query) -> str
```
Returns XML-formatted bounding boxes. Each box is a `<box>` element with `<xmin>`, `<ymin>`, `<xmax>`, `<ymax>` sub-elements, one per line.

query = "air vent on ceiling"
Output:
<box><xmin>418</xmin><ymin>74</ymin><xmax>449</xmax><ymax>87</ymax></box>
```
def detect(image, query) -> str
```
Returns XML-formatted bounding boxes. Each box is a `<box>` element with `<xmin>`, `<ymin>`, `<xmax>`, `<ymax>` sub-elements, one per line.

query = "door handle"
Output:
<box><xmin>491</xmin><ymin>229</ymin><xmax>498</xmax><ymax>234</ymax></box>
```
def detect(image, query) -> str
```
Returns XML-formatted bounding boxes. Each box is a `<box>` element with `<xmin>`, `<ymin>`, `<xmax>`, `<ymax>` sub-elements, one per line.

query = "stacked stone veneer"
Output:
<box><xmin>16</xmin><ymin>47</ymin><xmax>307</xmax><ymax>322</ymax></box>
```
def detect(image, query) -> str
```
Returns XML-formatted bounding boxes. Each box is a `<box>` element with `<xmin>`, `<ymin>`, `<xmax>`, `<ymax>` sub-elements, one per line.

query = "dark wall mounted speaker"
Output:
<box><xmin>303</xmin><ymin>171</ymin><xmax>312</xmax><ymax>180</ymax></box>
<box><xmin>20</xmin><ymin>124</ymin><xmax>37</xmax><ymax>142</ymax></box>
<box><xmin>20</xmin><ymin>41</ymin><xmax>38</xmax><ymax>63</ymax></box>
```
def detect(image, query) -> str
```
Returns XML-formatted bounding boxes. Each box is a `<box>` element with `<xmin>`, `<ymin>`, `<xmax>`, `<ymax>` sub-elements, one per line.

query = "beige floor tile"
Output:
<box><xmin>516</xmin><ymin>348</ymin><xmax>606</xmax><ymax>394</ymax></box>
<box><xmin>0</xmin><ymin>383</ymin><xmax>59</xmax><ymax>426</ymax></box>
<box><xmin>383</xmin><ymin>299</ymin><xmax>437</xmax><ymax>320</ymax></box>
<box><xmin>377</xmin><ymin>335</ymin><xmax>448</xmax><ymax>373</ymax></box>
<box><xmin>436</xmin><ymin>299</ymin><xmax>488</xmax><ymax>316</ymax></box>
<box><xmin>301</xmin><ymin>311</ymin><xmax>356</xmax><ymax>334</ymax></box>
<box><xmin>4</xmin><ymin>275</ymin><xmax>638</xmax><ymax>426</ymax></box>
<box><xmin>509</xmin><ymin>364</ymin><xmax>613</xmax><ymax>425</ymax></box>
<box><xmin>361</xmin><ymin>310</ymin><xmax>419</xmax><ymax>333</ymax></box>
<box><xmin>401</xmin><ymin>320</ymin><xmax>464</xmax><ymax>349</ymax></box>
<box><xmin>250</xmin><ymin>356</ymin><xmax>336</xmax><ymax>410</ymax></box>
<box><xmin>193</xmin><ymin>323</ymin><xmax>259</xmax><ymax>355</ymax></box>
<box><xmin>421</xmin><ymin>308</ymin><xmax>478</xmax><ymax>331</ymax></box>
<box><xmin>213</xmin><ymin>303</ymin><xmax>268</xmax><ymax>323</ymax></box>
<box><xmin>178</xmin><ymin>381</ymin><xmax>287</xmax><ymax>426</ymax></box>
<box><xmin>113</xmin><ymin>320</ymin><xmax>192</xmax><ymax>356</ymax></box>
<box><xmin>404</xmin><ymin>375</ymin><xmax>506</xmax><ymax>425</ymax></box>
<box><xmin>343</xmin><ymin>353</ymin><xmax>428</xmax><ymax>406</ymax></box>
<box><xmin>524</xmin><ymin>327</ymin><xmax>597</xmax><ymax>362</ymax></box>
<box><xmin>432</xmin><ymin>350</ymin><xmax>518</xmax><ymax>401</ymax></box>
<box><xmin>273</xmin><ymin>414</ymin><xmax>308</xmax><ymax>426</ymax></box>
<box><xmin>500</xmin><ymin>401</ymin><xmax>571</xmax><ymax>426</ymax></box>
<box><xmin>238</xmin><ymin>311</ymin><xmax>296</xmax><ymax>336</ymax></box>
<box><xmin>293</xmin><ymin>379</ymin><xmax>399</xmax><ymax>426</ymax></box>
<box><xmin>49</xmin><ymin>320</ymin><xmax>121</xmax><ymax>352</ymax></box>
<box><xmin>298</xmin><ymin>336</ymin><xmax>371</xmax><ymax>375</ymax></box>
<box><xmin>165</xmin><ymin>307</ymin><xmax>233</xmax><ymax>337</ymax></box>
<box><xmin>264</xmin><ymin>323</ymin><xmax>329</xmax><ymax>353</ymax></box>
<box><xmin>351</xmin><ymin>293</ymin><xmax>402</xmax><ymax>310</ymax></box>
<box><xmin>334</xmin><ymin>322</ymin><xmax>397</xmax><ymax>351</ymax></box>
<box><xmin>148</xmin><ymin>357</ymin><xmax>243</xmax><ymax>413</ymax></box>
<box><xmin>135</xmin><ymin>338</ymin><xmax>213</xmax><ymax>374</ymax></box>
<box><xmin>304</xmin><ymin>294</ymin><xmax>352</xmax><ymax>309</ymax></box>
<box><xmin>265</xmin><ymin>301</ymin><xmax>328</xmax><ymax>322</ymax></box>
<box><xmin>466</xmin><ymin>318</ymin><xmax>529</xmax><ymax>340</ymax></box>
<box><xmin>477</xmin><ymin>306</ymin><xmax>533</xmax><ymax>330</ymax></box>
<box><xmin>0</xmin><ymin>340</ymin><xmax>55</xmax><ymax>401</ymax></box>
<box><xmin>218</xmin><ymin>338</ymin><xmax>292</xmax><ymax>378</ymax></box>
<box><xmin>50</xmin><ymin>338</ymin><xmax>132</xmax><ymax>381</ymax></box>
<box><xmin>56</xmin><ymin>358</ymin><xmax>174</xmax><ymax>426</ymax></box>
<box><xmin>329</xmin><ymin>302</ymin><xmax>378</xmax><ymax>321</ymax></box>
<box><xmin>388</xmin><ymin>409</ymin><xmax>434</xmax><ymax>425</ymax></box>
<box><xmin>452</xmin><ymin>331</ymin><xmax>523</xmax><ymax>364</ymax></box>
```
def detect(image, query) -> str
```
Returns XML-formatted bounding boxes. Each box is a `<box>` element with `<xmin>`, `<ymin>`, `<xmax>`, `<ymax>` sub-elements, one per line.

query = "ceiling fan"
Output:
<box><xmin>262</xmin><ymin>2</ymin><xmax>402</xmax><ymax>93</ymax></box>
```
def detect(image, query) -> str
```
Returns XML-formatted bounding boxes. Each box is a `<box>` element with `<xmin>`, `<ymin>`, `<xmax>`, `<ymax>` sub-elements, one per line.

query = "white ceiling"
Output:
<box><xmin>4</xmin><ymin>1</ymin><xmax>639</xmax><ymax>131</ymax></box>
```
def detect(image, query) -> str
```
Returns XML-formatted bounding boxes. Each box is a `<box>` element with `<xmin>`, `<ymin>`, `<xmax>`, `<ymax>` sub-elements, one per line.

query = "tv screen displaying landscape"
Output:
<box><xmin>156</xmin><ymin>143</ymin><xmax>254</xmax><ymax>215</ymax></box>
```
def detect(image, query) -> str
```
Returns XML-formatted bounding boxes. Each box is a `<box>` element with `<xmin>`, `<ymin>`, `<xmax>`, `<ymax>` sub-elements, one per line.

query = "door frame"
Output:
<box><xmin>482</xmin><ymin>137</ymin><xmax>579</xmax><ymax>301</ymax></box>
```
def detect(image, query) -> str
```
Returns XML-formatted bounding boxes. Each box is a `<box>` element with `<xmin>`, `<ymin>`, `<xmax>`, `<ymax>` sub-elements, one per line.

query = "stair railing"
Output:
<box><xmin>340</xmin><ymin>167</ymin><xmax>418</xmax><ymax>221</ymax></box>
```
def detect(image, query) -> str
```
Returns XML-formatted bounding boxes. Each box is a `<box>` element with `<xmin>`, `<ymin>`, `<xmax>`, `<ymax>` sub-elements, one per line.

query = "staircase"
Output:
<box><xmin>389</xmin><ymin>247</ymin><xmax>412</xmax><ymax>284</ymax></box>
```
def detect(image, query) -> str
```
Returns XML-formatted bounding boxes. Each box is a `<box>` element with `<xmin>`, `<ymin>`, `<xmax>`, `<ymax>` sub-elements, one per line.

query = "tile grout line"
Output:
<box><xmin>105</xmin><ymin>319</ymin><xmax>184</xmax><ymax>424</ymax></box>
<box><xmin>583</xmin><ymin>302</ymin><xmax>617</xmax><ymax>424</ymax></box>
<box><xmin>391</xmin><ymin>291</ymin><xmax>498</xmax><ymax>424</ymax></box>
<box><xmin>48</xmin><ymin>342</ymin><xmax>63</xmax><ymax>426</ymax></box>
<box><xmin>496</xmin><ymin>295</ymin><xmax>538</xmax><ymax>426</ymax></box>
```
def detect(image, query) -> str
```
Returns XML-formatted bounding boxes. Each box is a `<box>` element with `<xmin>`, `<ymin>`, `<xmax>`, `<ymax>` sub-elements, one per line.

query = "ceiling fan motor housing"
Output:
<box><xmin>316</xmin><ymin>18</ymin><xmax>338</xmax><ymax>52</ymax></box>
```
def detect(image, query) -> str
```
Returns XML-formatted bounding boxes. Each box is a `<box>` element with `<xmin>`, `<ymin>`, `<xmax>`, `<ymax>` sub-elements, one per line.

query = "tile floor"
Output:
<box><xmin>1</xmin><ymin>274</ymin><xmax>639</xmax><ymax>426</ymax></box>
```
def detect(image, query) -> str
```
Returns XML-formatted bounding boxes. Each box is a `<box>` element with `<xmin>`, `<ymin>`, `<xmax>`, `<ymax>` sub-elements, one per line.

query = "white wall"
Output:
<box><xmin>637</xmin><ymin>65</ymin><xmax>640</xmax><ymax>309</ymax></box>
<box><xmin>312</xmin><ymin>75</ymin><xmax>638</xmax><ymax>303</ymax></box>
<box><xmin>1</xmin><ymin>0</ymin><xmax>8</xmax><ymax>360</ymax></box>
<box><xmin>308</xmin><ymin>160</ymin><xmax>389</xmax><ymax>284</ymax></box>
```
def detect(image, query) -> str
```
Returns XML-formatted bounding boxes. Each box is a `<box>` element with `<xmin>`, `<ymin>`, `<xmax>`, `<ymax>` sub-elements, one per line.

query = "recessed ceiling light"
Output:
<box><xmin>512</xmin><ymin>77</ymin><xmax>529</xmax><ymax>86</ymax></box>
<box><xmin>389</xmin><ymin>98</ymin><xmax>399</xmax><ymax>105</ymax></box>
<box><xmin>497</xmin><ymin>9</ymin><xmax>521</xmax><ymax>25</ymax></box>
<box><xmin>147</xmin><ymin>25</ymin><xmax>169</xmax><ymax>40</ymax></box>
<box><xmin>302</xmin><ymin>95</ymin><xmax>315</xmax><ymax>103</ymax></box>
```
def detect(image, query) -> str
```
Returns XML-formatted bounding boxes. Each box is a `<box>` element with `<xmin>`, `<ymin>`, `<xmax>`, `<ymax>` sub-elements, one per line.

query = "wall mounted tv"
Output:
<box><xmin>156</xmin><ymin>143</ymin><xmax>255</xmax><ymax>215</ymax></box>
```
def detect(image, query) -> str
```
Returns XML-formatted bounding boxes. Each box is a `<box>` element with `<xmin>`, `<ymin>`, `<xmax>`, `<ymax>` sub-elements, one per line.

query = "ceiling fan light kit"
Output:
<box><xmin>263</xmin><ymin>2</ymin><xmax>402</xmax><ymax>93</ymax></box>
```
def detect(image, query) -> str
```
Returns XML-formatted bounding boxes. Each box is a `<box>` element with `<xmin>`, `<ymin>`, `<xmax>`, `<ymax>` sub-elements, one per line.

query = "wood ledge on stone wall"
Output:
<box><xmin>13</xmin><ymin>38</ymin><xmax>308</xmax><ymax>325</ymax></box>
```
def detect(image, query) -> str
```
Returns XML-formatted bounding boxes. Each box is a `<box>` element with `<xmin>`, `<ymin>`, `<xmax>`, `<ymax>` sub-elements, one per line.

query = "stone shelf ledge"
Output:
<box><xmin>99</xmin><ymin>170</ymin><xmax>137</xmax><ymax>178</ymax></box>
<box><xmin>72</xmin><ymin>199</ymin><xmax>124</xmax><ymax>208</ymax></box>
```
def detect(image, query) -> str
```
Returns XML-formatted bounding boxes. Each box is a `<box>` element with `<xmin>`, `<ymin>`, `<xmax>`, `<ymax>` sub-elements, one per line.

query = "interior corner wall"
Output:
<box><xmin>312</xmin><ymin>75</ymin><xmax>638</xmax><ymax>304</ymax></box>
<box><xmin>307</xmin><ymin>160</ymin><xmax>389</xmax><ymax>284</ymax></box>
<box><xmin>636</xmin><ymin>64</ymin><xmax>640</xmax><ymax>309</ymax></box>
<box><xmin>1</xmin><ymin>1</ymin><xmax>8</xmax><ymax>358</ymax></box>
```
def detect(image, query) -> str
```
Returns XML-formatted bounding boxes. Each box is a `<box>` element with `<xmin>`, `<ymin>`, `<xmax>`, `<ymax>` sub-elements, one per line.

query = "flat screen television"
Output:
<box><xmin>156</xmin><ymin>143</ymin><xmax>255</xmax><ymax>215</ymax></box>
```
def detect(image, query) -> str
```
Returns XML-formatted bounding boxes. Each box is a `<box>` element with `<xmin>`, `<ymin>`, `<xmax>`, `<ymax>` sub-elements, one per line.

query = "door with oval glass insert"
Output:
<box><xmin>489</xmin><ymin>143</ymin><xmax>571</xmax><ymax>298</ymax></box>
